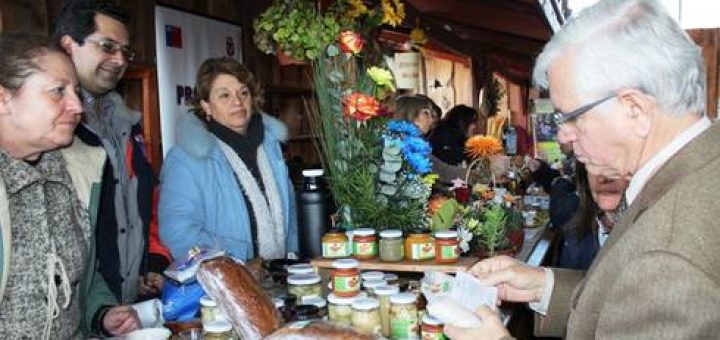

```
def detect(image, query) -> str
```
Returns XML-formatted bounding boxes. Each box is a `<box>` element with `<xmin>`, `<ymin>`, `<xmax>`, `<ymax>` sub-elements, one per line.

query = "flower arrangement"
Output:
<box><xmin>459</xmin><ymin>201</ymin><xmax>524</xmax><ymax>256</ymax></box>
<box><xmin>464</xmin><ymin>135</ymin><xmax>503</xmax><ymax>184</ymax></box>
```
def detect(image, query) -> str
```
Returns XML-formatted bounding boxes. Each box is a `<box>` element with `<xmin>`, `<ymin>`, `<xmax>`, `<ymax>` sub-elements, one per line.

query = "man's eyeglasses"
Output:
<box><xmin>553</xmin><ymin>94</ymin><xmax>616</xmax><ymax>126</ymax></box>
<box><xmin>84</xmin><ymin>38</ymin><xmax>136</xmax><ymax>62</ymax></box>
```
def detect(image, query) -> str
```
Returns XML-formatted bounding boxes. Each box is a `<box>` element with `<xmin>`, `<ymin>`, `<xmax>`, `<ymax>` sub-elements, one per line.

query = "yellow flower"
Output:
<box><xmin>465</xmin><ymin>135</ymin><xmax>503</xmax><ymax>159</ymax></box>
<box><xmin>381</xmin><ymin>0</ymin><xmax>405</xmax><ymax>27</ymax></box>
<box><xmin>346</xmin><ymin>0</ymin><xmax>369</xmax><ymax>20</ymax></box>
<box><xmin>367</xmin><ymin>66</ymin><xmax>395</xmax><ymax>91</ymax></box>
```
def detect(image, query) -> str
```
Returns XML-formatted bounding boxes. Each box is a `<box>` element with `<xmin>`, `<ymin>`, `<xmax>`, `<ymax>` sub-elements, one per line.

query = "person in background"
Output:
<box><xmin>0</xmin><ymin>32</ymin><xmax>139</xmax><ymax>339</ymax></box>
<box><xmin>52</xmin><ymin>0</ymin><xmax>171</xmax><ymax>304</ymax></box>
<box><xmin>428</xmin><ymin>104</ymin><xmax>478</xmax><ymax>166</ymax></box>
<box><xmin>159</xmin><ymin>58</ymin><xmax>298</xmax><ymax>270</ymax></box>
<box><xmin>447</xmin><ymin>0</ymin><xmax>720</xmax><ymax>338</ymax></box>
<box><xmin>555</xmin><ymin>162</ymin><xmax>628</xmax><ymax>270</ymax></box>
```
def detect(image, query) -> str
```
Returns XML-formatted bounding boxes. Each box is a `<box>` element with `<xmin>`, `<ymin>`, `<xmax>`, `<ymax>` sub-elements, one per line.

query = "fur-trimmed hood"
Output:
<box><xmin>175</xmin><ymin>111</ymin><xmax>288</xmax><ymax>159</ymax></box>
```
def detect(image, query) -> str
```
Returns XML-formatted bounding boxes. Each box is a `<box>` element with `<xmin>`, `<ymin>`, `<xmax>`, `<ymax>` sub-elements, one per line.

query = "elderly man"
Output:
<box><xmin>447</xmin><ymin>0</ymin><xmax>720</xmax><ymax>339</ymax></box>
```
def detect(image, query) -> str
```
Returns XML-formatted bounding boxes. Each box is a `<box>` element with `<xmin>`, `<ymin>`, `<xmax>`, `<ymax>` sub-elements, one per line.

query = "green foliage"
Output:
<box><xmin>477</xmin><ymin>205</ymin><xmax>507</xmax><ymax>256</ymax></box>
<box><xmin>430</xmin><ymin>199</ymin><xmax>461</xmax><ymax>232</ymax></box>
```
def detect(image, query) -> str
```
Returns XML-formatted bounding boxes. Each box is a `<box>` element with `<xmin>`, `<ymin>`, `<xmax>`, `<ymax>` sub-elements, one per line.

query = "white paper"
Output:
<box><xmin>451</xmin><ymin>271</ymin><xmax>498</xmax><ymax>312</ymax></box>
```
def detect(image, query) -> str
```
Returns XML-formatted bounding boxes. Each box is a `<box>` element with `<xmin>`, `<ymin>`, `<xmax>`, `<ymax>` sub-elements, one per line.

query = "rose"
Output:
<box><xmin>343</xmin><ymin>93</ymin><xmax>381</xmax><ymax>121</ymax></box>
<box><xmin>338</xmin><ymin>31</ymin><xmax>364</xmax><ymax>54</ymax></box>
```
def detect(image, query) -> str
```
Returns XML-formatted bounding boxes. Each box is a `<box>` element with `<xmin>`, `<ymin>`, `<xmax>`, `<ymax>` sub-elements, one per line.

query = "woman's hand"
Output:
<box><xmin>102</xmin><ymin>305</ymin><xmax>140</xmax><ymax>336</ymax></box>
<box><xmin>444</xmin><ymin>305</ymin><xmax>510</xmax><ymax>340</ymax></box>
<box><xmin>469</xmin><ymin>255</ymin><xmax>546</xmax><ymax>305</ymax></box>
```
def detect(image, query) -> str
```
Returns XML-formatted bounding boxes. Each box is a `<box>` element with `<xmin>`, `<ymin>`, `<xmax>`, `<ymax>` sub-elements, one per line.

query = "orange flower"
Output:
<box><xmin>343</xmin><ymin>92</ymin><xmax>380</xmax><ymax>121</ymax></box>
<box><xmin>465</xmin><ymin>135</ymin><xmax>503</xmax><ymax>159</ymax></box>
<box><xmin>338</xmin><ymin>31</ymin><xmax>364</xmax><ymax>54</ymax></box>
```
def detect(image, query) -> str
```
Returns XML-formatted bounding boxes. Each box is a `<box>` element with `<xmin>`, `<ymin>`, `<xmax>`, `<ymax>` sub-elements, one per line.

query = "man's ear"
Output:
<box><xmin>59</xmin><ymin>35</ymin><xmax>77</xmax><ymax>56</ymax></box>
<box><xmin>617</xmin><ymin>88</ymin><xmax>652</xmax><ymax>138</ymax></box>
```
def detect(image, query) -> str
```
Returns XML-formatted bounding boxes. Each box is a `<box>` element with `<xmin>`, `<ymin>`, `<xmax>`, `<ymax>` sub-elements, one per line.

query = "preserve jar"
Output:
<box><xmin>203</xmin><ymin>320</ymin><xmax>235</xmax><ymax>340</ymax></box>
<box><xmin>383</xmin><ymin>273</ymin><xmax>399</xmax><ymax>286</ymax></box>
<box><xmin>322</xmin><ymin>229</ymin><xmax>349</xmax><ymax>258</ymax></box>
<box><xmin>200</xmin><ymin>295</ymin><xmax>221</xmax><ymax>325</ymax></box>
<box><xmin>379</xmin><ymin>229</ymin><xmax>404</xmax><ymax>262</ymax></box>
<box><xmin>352</xmin><ymin>228</ymin><xmax>378</xmax><ymax>260</ymax></box>
<box><xmin>287</xmin><ymin>263</ymin><xmax>314</xmax><ymax>275</ymax></box>
<box><xmin>351</xmin><ymin>298</ymin><xmax>382</xmax><ymax>335</ymax></box>
<box><xmin>434</xmin><ymin>230</ymin><xmax>460</xmax><ymax>263</ymax></box>
<box><xmin>301</xmin><ymin>296</ymin><xmax>327</xmax><ymax>318</ymax></box>
<box><xmin>390</xmin><ymin>292</ymin><xmax>419</xmax><ymax>339</ymax></box>
<box><xmin>293</xmin><ymin>304</ymin><xmax>321</xmax><ymax>321</ymax></box>
<box><xmin>287</xmin><ymin>273</ymin><xmax>322</xmax><ymax>299</ymax></box>
<box><xmin>362</xmin><ymin>279</ymin><xmax>388</xmax><ymax>297</ymax></box>
<box><xmin>404</xmin><ymin>229</ymin><xmax>435</xmax><ymax>261</ymax></box>
<box><xmin>361</xmin><ymin>271</ymin><xmax>385</xmax><ymax>281</ymax></box>
<box><xmin>330</xmin><ymin>259</ymin><xmax>360</xmax><ymax>297</ymax></box>
<box><xmin>421</xmin><ymin>314</ymin><xmax>445</xmax><ymax>340</ymax></box>
<box><xmin>327</xmin><ymin>293</ymin><xmax>355</xmax><ymax>325</ymax></box>
<box><xmin>374</xmin><ymin>285</ymin><xmax>400</xmax><ymax>338</ymax></box>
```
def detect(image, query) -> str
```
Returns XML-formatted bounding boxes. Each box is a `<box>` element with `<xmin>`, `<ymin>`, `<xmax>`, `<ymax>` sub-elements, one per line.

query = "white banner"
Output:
<box><xmin>154</xmin><ymin>6</ymin><xmax>242</xmax><ymax>155</ymax></box>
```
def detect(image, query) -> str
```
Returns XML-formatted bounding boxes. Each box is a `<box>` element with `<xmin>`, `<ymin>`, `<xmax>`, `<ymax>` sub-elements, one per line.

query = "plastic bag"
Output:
<box><xmin>161</xmin><ymin>279</ymin><xmax>205</xmax><ymax>322</ymax></box>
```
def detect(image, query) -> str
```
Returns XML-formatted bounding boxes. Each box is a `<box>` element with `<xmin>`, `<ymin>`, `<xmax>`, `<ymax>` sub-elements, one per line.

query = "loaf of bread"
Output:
<box><xmin>197</xmin><ymin>257</ymin><xmax>282</xmax><ymax>338</ymax></box>
<box><xmin>265</xmin><ymin>320</ymin><xmax>377</xmax><ymax>340</ymax></box>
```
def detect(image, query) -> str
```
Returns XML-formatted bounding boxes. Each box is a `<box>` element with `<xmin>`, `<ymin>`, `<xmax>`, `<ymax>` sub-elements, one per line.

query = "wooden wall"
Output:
<box><xmin>689</xmin><ymin>28</ymin><xmax>719</xmax><ymax>119</ymax></box>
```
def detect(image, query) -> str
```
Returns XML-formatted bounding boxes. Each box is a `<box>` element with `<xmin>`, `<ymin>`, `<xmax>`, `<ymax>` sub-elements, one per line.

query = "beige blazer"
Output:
<box><xmin>536</xmin><ymin>123</ymin><xmax>720</xmax><ymax>339</ymax></box>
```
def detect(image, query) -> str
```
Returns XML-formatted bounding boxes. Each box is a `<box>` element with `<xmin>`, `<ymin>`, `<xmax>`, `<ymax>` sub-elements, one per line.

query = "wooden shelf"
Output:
<box><xmin>311</xmin><ymin>256</ymin><xmax>478</xmax><ymax>273</ymax></box>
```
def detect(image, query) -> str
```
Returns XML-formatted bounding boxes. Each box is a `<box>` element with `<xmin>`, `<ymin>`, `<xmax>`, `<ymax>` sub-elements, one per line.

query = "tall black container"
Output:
<box><xmin>297</xmin><ymin>169</ymin><xmax>332</xmax><ymax>259</ymax></box>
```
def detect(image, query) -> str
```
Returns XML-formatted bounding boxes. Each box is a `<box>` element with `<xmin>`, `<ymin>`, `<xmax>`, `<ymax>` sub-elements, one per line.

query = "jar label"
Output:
<box><xmin>391</xmin><ymin>317</ymin><xmax>418</xmax><ymax>338</ymax></box>
<box><xmin>333</xmin><ymin>275</ymin><xmax>360</xmax><ymax>293</ymax></box>
<box><xmin>353</xmin><ymin>241</ymin><xmax>378</xmax><ymax>256</ymax></box>
<box><xmin>411</xmin><ymin>242</ymin><xmax>435</xmax><ymax>260</ymax></box>
<box><xmin>440</xmin><ymin>244</ymin><xmax>459</xmax><ymax>260</ymax></box>
<box><xmin>421</xmin><ymin>329</ymin><xmax>446</xmax><ymax>340</ymax></box>
<box><xmin>323</xmin><ymin>241</ymin><xmax>348</xmax><ymax>257</ymax></box>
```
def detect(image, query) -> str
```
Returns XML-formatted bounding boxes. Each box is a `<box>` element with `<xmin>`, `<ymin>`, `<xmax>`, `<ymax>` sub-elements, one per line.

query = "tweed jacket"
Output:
<box><xmin>536</xmin><ymin>123</ymin><xmax>720</xmax><ymax>339</ymax></box>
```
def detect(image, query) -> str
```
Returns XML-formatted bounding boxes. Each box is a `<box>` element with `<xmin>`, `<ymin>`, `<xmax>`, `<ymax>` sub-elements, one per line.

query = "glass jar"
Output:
<box><xmin>351</xmin><ymin>298</ymin><xmax>382</xmax><ymax>335</ymax></box>
<box><xmin>361</xmin><ymin>271</ymin><xmax>385</xmax><ymax>281</ymax></box>
<box><xmin>322</xmin><ymin>229</ymin><xmax>349</xmax><ymax>258</ymax></box>
<box><xmin>404</xmin><ymin>229</ymin><xmax>435</xmax><ymax>261</ymax></box>
<box><xmin>331</xmin><ymin>259</ymin><xmax>360</xmax><ymax>297</ymax></box>
<box><xmin>362</xmin><ymin>279</ymin><xmax>388</xmax><ymax>297</ymax></box>
<box><xmin>327</xmin><ymin>293</ymin><xmax>355</xmax><ymax>325</ymax></box>
<box><xmin>287</xmin><ymin>263</ymin><xmax>314</xmax><ymax>275</ymax></box>
<box><xmin>287</xmin><ymin>273</ymin><xmax>322</xmax><ymax>299</ymax></box>
<box><xmin>383</xmin><ymin>273</ymin><xmax>399</xmax><ymax>286</ymax></box>
<box><xmin>374</xmin><ymin>285</ymin><xmax>400</xmax><ymax>338</ymax></box>
<box><xmin>434</xmin><ymin>230</ymin><xmax>460</xmax><ymax>263</ymax></box>
<box><xmin>301</xmin><ymin>296</ymin><xmax>327</xmax><ymax>318</ymax></box>
<box><xmin>421</xmin><ymin>314</ymin><xmax>445</xmax><ymax>340</ymax></box>
<box><xmin>379</xmin><ymin>229</ymin><xmax>404</xmax><ymax>262</ymax></box>
<box><xmin>352</xmin><ymin>228</ymin><xmax>378</xmax><ymax>260</ymax></box>
<box><xmin>203</xmin><ymin>320</ymin><xmax>235</xmax><ymax>340</ymax></box>
<box><xmin>293</xmin><ymin>304</ymin><xmax>321</xmax><ymax>321</ymax></box>
<box><xmin>200</xmin><ymin>295</ymin><xmax>221</xmax><ymax>325</ymax></box>
<box><xmin>390</xmin><ymin>292</ymin><xmax>419</xmax><ymax>339</ymax></box>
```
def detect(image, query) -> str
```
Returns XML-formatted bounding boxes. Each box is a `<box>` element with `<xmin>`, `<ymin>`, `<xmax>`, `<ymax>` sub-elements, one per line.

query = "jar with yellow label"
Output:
<box><xmin>404</xmin><ymin>229</ymin><xmax>435</xmax><ymax>261</ymax></box>
<box><xmin>352</xmin><ymin>228</ymin><xmax>378</xmax><ymax>260</ymax></box>
<box><xmin>434</xmin><ymin>230</ymin><xmax>460</xmax><ymax>263</ymax></box>
<box><xmin>379</xmin><ymin>229</ymin><xmax>404</xmax><ymax>262</ymax></box>
<box><xmin>390</xmin><ymin>292</ymin><xmax>419</xmax><ymax>339</ymax></box>
<box><xmin>287</xmin><ymin>274</ymin><xmax>322</xmax><ymax>299</ymax></box>
<box><xmin>322</xmin><ymin>229</ymin><xmax>349</xmax><ymax>258</ymax></box>
<box><xmin>351</xmin><ymin>298</ymin><xmax>382</xmax><ymax>335</ymax></box>
<box><xmin>421</xmin><ymin>314</ymin><xmax>445</xmax><ymax>340</ymax></box>
<box><xmin>331</xmin><ymin>259</ymin><xmax>360</xmax><ymax>297</ymax></box>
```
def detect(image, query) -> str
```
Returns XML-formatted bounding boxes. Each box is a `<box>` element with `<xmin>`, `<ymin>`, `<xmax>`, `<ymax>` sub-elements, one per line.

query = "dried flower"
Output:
<box><xmin>342</xmin><ymin>92</ymin><xmax>381</xmax><ymax>121</ymax></box>
<box><xmin>465</xmin><ymin>135</ymin><xmax>503</xmax><ymax>159</ymax></box>
<box><xmin>339</xmin><ymin>31</ymin><xmax>364</xmax><ymax>54</ymax></box>
<box><xmin>381</xmin><ymin>0</ymin><xmax>405</xmax><ymax>27</ymax></box>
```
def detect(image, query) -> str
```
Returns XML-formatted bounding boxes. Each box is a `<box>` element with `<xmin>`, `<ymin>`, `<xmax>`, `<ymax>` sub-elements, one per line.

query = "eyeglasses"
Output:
<box><xmin>553</xmin><ymin>94</ymin><xmax>616</xmax><ymax>126</ymax></box>
<box><xmin>84</xmin><ymin>38</ymin><xmax>136</xmax><ymax>62</ymax></box>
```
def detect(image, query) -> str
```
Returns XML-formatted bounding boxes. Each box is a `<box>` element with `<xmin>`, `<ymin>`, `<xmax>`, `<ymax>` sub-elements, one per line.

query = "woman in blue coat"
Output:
<box><xmin>159</xmin><ymin>58</ymin><xmax>298</xmax><ymax>263</ymax></box>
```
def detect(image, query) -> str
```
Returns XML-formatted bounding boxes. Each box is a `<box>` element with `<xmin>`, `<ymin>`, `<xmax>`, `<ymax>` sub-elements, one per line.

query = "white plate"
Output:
<box><xmin>122</xmin><ymin>327</ymin><xmax>171</xmax><ymax>340</ymax></box>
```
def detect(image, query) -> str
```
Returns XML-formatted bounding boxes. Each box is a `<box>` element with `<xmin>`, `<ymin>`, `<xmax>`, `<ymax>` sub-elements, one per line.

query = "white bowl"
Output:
<box><xmin>122</xmin><ymin>327</ymin><xmax>171</xmax><ymax>340</ymax></box>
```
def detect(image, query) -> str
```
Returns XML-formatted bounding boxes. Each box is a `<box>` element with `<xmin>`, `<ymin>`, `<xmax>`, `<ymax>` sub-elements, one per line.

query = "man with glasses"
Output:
<box><xmin>446</xmin><ymin>0</ymin><xmax>720</xmax><ymax>339</ymax></box>
<box><xmin>52</xmin><ymin>0</ymin><xmax>170</xmax><ymax>321</ymax></box>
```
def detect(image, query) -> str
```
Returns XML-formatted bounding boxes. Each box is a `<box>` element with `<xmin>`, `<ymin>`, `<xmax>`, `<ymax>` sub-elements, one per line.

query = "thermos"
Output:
<box><xmin>297</xmin><ymin>169</ymin><xmax>332</xmax><ymax>259</ymax></box>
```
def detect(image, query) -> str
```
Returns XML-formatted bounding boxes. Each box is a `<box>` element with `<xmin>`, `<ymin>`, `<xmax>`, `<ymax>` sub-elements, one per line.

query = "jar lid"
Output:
<box><xmin>383</xmin><ymin>273</ymin><xmax>399</xmax><ymax>282</ymax></box>
<box><xmin>373</xmin><ymin>285</ymin><xmax>400</xmax><ymax>296</ymax></box>
<box><xmin>361</xmin><ymin>271</ymin><xmax>385</xmax><ymax>281</ymax></box>
<box><xmin>351</xmin><ymin>297</ymin><xmax>380</xmax><ymax>310</ymax></box>
<box><xmin>287</xmin><ymin>273</ymin><xmax>321</xmax><ymax>285</ymax></box>
<box><xmin>203</xmin><ymin>320</ymin><xmax>233</xmax><ymax>332</ymax></box>
<box><xmin>199</xmin><ymin>295</ymin><xmax>216</xmax><ymax>307</ymax></box>
<box><xmin>423</xmin><ymin>314</ymin><xmax>444</xmax><ymax>326</ymax></box>
<box><xmin>390</xmin><ymin>292</ymin><xmax>417</xmax><ymax>304</ymax></box>
<box><xmin>379</xmin><ymin>229</ymin><xmax>402</xmax><ymax>238</ymax></box>
<box><xmin>327</xmin><ymin>293</ymin><xmax>356</xmax><ymax>305</ymax></box>
<box><xmin>353</xmin><ymin>228</ymin><xmax>376</xmax><ymax>236</ymax></box>
<box><xmin>287</xmin><ymin>263</ymin><xmax>314</xmax><ymax>275</ymax></box>
<box><xmin>301</xmin><ymin>296</ymin><xmax>327</xmax><ymax>308</ymax></box>
<box><xmin>362</xmin><ymin>279</ymin><xmax>387</xmax><ymax>289</ymax></box>
<box><xmin>332</xmin><ymin>258</ymin><xmax>359</xmax><ymax>269</ymax></box>
<box><xmin>302</xmin><ymin>169</ymin><xmax>324</xmax><ymax>177</ymax></box>
<box><xmin>435</xmin><ymin>230</ymin><xmax>459</xmax><ymax>238</ymax></box>
<box><xmin>272</xmin><ymin>297</ymin><xmax>285</xmax><ymax>308</ymax></box>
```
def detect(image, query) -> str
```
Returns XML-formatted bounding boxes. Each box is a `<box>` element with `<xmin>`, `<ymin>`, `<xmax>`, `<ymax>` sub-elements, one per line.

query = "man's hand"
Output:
<box><xmin>444</xmin><ymin>305</ymin><xmax>510</xmax><ymax>340</ymax></box>
<box><xmin>138</xmin><ymin>272</ymin><xmax>164</xmax><ymax>297</ymax></box>
<box><xmin>102</xmin><ymin>305</ymin><xmax>140</xmax><ymax>336</ymax></box>
<box><xmin>469</xmin><ymin>255</ymin><xmax>546</xmax><ymax>304</ymax></box>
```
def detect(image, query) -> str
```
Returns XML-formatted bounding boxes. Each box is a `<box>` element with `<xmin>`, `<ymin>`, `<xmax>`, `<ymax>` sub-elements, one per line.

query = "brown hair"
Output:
<box><xmin>0</xmin><ymin>32</ymin><xmax>63</xmax><ymax>93</ymax></box>
<box><xmin>192</xmin><ymin>57</ymin><xmax>264</xmax><ymax>120</ymax></box>
<box><xmin>394</xmin><ymin>94</ymin><xmax>435</xmax><ymax>121</ymax></box>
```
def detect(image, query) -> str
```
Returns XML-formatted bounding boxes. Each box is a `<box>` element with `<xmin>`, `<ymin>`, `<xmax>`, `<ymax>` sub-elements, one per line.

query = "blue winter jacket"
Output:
<box><xmin>158</xmin><ymin>112</ymin><xmax>298</xmax><ymax>260</ymax></box>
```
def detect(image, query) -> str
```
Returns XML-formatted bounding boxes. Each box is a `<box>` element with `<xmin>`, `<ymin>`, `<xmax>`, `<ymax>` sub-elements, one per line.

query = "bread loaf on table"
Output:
<box><xmin>197</xmin><ymin>257</ymin><xmax>282</xmax><ymax>338</ymax></box>
<box><xmin>265</xmin><ymin>320</ymin><xmax>377</xmax><ymax>339</ymax></box>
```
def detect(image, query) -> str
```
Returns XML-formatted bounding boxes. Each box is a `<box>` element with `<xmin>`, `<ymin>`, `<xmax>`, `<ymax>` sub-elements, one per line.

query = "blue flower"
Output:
<box><xmin>387</xmin><ymin>120</ymin><xmax>421</xmax><ymax>137</ymax></box>
<box><xmin>406</xmin><ymin>152</ymin><xmax>432</xmax><ymax>173</ymax></box>
<box><xmin>402</xmin><ymin>136</ymin><xmax>431</xmax><ymax>156</ymax></box>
